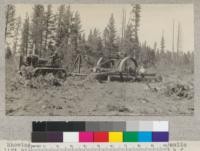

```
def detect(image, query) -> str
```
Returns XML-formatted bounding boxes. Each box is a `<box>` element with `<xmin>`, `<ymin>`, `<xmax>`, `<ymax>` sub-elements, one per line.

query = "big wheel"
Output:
<box><xmin>118</xmin><ymin>56</ymin><xmax>138</xmax><ymax>80</ymax></box>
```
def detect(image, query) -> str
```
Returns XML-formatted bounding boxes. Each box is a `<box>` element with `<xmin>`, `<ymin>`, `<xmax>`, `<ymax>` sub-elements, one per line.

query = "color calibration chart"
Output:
<box><xmin>32</xmin><ymin>121</ymin><xmax>169</xmax><ymax>143</ymax></box>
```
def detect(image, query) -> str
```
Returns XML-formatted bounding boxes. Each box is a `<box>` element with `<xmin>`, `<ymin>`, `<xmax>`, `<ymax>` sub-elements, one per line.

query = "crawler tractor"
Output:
<box><xmin>19</xmin><ymin>54</ymin><xmax>67</xmax><ymax>79</ymax></box>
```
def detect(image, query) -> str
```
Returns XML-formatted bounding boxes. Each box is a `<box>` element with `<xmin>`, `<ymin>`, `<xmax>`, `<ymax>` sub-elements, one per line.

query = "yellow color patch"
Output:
<box><xmin>109</xmin><ymin>132</ymin><xmax>123</xmax><ymax>142</ymax></box>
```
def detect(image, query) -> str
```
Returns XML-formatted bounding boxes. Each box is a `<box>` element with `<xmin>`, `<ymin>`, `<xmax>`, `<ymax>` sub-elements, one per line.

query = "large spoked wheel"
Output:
<box><xmin>118</xmin><ymin>56</ymin><xmax>138</xmax><ymax>80</ymax></box>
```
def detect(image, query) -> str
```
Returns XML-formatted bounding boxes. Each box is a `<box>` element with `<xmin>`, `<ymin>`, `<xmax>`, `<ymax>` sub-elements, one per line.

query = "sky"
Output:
<box><xmin>15</xmin><ymin>4</ymin><xmax>194</xmax><ymax>52</ymax></box>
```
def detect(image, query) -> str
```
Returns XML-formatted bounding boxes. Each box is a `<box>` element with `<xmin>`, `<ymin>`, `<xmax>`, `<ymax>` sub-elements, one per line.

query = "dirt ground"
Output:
<box><xmin>5</xmin><ymin>58</ymin><xmax>194</xmax><ymax>116</ymax></box>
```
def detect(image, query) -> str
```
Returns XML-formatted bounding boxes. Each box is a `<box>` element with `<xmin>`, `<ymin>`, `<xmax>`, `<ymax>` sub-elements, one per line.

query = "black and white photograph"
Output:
<box><xmin>5</xmin><ymin>4</ymin><xmax>194</xmax><ymax>116</ymax></box>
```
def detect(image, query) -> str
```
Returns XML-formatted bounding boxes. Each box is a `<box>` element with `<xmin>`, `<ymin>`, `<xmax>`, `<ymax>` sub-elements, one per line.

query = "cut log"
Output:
<box><xmin>70</xmin><ymin>72</ymin><xmax>88</xmax><ymax>76</ymax></box>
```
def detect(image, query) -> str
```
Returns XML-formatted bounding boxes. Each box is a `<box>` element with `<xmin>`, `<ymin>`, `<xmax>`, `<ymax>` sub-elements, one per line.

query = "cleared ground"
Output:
<box><xmin>5</xmin><ymin>58</ymin><xmax>194</xmax><ymax>116</ymax></box>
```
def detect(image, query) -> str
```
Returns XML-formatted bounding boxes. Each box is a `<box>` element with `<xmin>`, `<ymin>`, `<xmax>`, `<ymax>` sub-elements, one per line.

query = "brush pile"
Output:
<box><xmin>12</xmin><ymin>73</ymin><xmax>63</xmax><ymax>89</ymax></box>
<box><xmin>164</xmin><ymin>82</ymin><xmax>193</xmax><ymax>99</ymax></box>
<box><xmin>146</xmin><ymin>79</ymin><xmax>193</xmax><ymax>100</ymax></box>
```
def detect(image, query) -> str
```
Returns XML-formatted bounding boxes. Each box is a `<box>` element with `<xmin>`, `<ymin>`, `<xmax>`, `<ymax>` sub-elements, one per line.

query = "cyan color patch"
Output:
<box><xmin>138</xmin><ymin>132</ymin><xmax>152</xmax><ymax>142</ymax></box>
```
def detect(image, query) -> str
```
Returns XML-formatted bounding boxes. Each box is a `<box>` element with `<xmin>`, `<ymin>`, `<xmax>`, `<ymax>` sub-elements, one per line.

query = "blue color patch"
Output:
<box><xmin>138</xmin><ymin>132</ymin><xmax>152</xmax><ymax>142</ymax></box>
<box><xmin>152</xmin><ymin>132</ymin><xmax>169</xmax><ymax>142</ymax></box>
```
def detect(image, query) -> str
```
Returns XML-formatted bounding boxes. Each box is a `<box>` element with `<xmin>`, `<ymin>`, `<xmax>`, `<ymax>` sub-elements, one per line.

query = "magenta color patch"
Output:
<box><xmin>79</xmin><ymin>132</ymin><xmax>94</xmax><ymax>142</ymax></box>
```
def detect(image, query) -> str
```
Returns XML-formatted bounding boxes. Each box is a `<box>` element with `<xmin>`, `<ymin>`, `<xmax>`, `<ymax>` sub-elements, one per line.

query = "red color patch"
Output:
<box><xmin>94</xmin><ymin>132</ymin><xmax>108</xmax><ymax>142</ymax></box>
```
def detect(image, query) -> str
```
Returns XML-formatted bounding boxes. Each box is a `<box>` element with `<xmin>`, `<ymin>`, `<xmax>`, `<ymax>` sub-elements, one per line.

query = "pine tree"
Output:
<box><xmin>124</xmin><ymin>23</ymin><xmax>135</xmax><ymax>57</ymax></box>
<box><xmin>71</xmin><ymin>11</ymin><xmax>82</xmax><ymax>56</ymax></box>
<box><xmin>172</xmin><ymin>20</ymin><xmax>175</xmax><ymax>58</ymax></box>
<box><xmin>64</xmin><ymin>6</ymin><xmax>73</xmax><ymax>45</ymax></box>
<box><xmin>131</xmin><ymin>4</ymin><xmax>141</xmax><ymax>59</ymax></box>
<box><xmin>177</xmin><ymin>22</ymin><xmax>182</xmax><ymax>63</ymax></box>
<box><xmin>56</xmin><ymin>5</ymin><xmax>65</xmax><ymax>47</ymax></box>
<box><xmin>56</xmin><ymin>5</ymin><xmax>80</xmax><ymax>68</ymax></box>
<box><xmin>82</xmin><ymin>28</ymin><xmax>103</xmax><ymax>65</ymax></box>
<box><xmin>20</xmin><ymin>15</ymin><xmax>30</xmax><ymax>56</ymax></box>
<box><xmin>43</xmin><ymin>5</ymin><xmax>56</xmax><ymax>57</ymax></box>
<box><xmin>160</xmin><ymin>32</ymin><xmax>165</xmax><ymax>53</ymax></box>
<box><xmin>55</xmin><ymin>5</ymin><xmax>69</xmax><ymax>47</ymax></box>
<box><xmin>12</xmin><ymin>16</ymin><xmax>21</xmax><ymax>54</ymax></box>
<box><xmin>87</xmin><ymin>28</ymin><xmax>102</xmax><ymax>57</ymax></box>
<box><xmin>133</xmin><ymin>4</ymin><xmax>141</xmax><ymax>45</ymax></box>
<box><xmin>5</xmin><ymin>4</ymin><xmax>15</xmax><ymax>39</ymax></box>
<box><xmin>103</xmin><ymin>13</ymin><xmax>117</xmax><ymax>58</ymax></box>
<box><xmin>55</xmin><ymin>4</ymin><xmax>74</xmax><ymax>64</ymax></box>
<box><xmin>103</xmin><ymin>27</ymin><xmax>109</xmax><ymax>57</ymax></box>
<box><xmin>121</xmin><ymin>9</ymin><xmax>126</xmax><ymax>41</ymax></box>
<box><xmin>122</xmin><ymin>4</ymin><xmax>141</xmax><ymax>59</ymax></box>
<box><xmin>31</xmin><ymin>5</ymin><xmax>45</xmax><ymax>56</ymax></box>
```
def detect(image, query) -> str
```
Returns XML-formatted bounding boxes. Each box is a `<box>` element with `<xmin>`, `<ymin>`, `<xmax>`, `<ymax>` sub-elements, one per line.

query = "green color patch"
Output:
<box><xmin>123</xmin><ymin>132</ymin><xmax>138</xmax><ymax>142</ymax></box>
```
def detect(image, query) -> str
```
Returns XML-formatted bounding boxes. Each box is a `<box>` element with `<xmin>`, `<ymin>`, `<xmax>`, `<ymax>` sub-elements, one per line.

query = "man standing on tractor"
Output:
<box><xmin>50</xmin><ymin>50</ymin><xmax>60</xmax><ymax>67</ymax></box>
